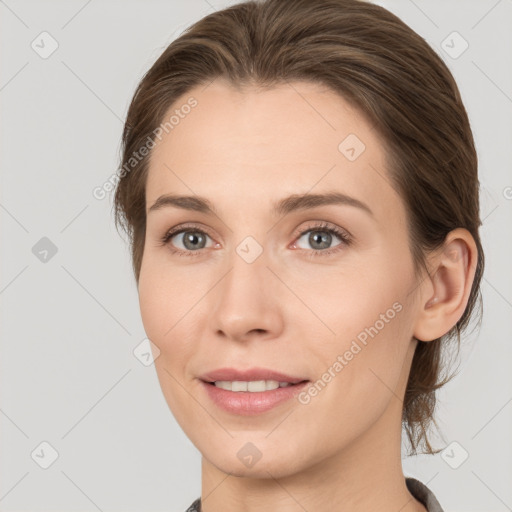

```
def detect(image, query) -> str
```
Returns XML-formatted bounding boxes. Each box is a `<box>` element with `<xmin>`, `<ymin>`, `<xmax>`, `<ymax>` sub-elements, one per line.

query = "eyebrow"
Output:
<box><xmin>147</xmin><ymin>191</ymin><xmax>374</xmax><ymax>218</ymax></box>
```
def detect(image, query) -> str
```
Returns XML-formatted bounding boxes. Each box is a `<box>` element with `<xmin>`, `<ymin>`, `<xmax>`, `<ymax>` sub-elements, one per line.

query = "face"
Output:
<box><xmin>139</xmin><ymin>79</ymin><xmax>423</xmax><ymax>478</ymax></box>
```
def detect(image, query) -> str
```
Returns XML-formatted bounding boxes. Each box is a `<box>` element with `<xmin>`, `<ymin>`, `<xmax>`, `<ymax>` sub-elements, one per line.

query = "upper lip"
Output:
<box><xmin>199</xmin><ymin>367</ymin><xmax>308</xmax><ymax>384</ymax></box>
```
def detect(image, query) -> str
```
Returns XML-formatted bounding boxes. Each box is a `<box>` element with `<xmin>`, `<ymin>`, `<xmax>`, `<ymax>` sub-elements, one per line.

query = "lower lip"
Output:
<box><xmin>200</xmin><ymin>380</ymin><xmax>309</xmax><ymax>415</ymax></box>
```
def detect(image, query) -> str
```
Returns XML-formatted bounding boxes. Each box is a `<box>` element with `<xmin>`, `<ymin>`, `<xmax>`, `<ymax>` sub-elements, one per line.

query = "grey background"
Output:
<box><xmin>1</xmin><ymin>0</ymin><xmax>511</xmax><ymax>511</ymax></box>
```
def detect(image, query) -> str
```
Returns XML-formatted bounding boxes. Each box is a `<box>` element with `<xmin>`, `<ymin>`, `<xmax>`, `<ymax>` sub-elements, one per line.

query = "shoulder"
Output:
<box><xmin>406</xmin><ymin>477</ymin><xmax>445</xmax><ymax>512</ymax></box>
<box><xmin>184</xmin><ymin>497</ymin><xmax>201</xmax><ymax>512</ymax></box>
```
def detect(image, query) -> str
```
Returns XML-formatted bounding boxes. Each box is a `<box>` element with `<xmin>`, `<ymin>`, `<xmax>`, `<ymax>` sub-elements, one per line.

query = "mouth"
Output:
<box><xmin>198</xmin><ymin>367</ymin><xmax>310</xmax><ymax>415</ymax></box>
<box><xmin>203</xmin><ymin>380</ymin><xmax>308</xmax><ymax>391</ymax></box>
<box><xmin>199</xmin><ymin>367</ymin><xmax>308</xmax><ymax>388</ymax></box>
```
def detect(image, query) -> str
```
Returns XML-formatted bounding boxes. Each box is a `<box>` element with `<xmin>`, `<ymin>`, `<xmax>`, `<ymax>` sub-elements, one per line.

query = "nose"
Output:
<box><xmin>209</xmin><ymin>244</ymin><xmax>285</xmax><ymax>343</ymax></box>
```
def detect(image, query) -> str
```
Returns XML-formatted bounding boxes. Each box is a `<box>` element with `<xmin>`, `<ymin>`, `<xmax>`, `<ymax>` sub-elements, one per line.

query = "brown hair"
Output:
<box><xmin>113</xmin><ymin>0</ymin><xmax>484</xmax><ymax>455</ymax></box>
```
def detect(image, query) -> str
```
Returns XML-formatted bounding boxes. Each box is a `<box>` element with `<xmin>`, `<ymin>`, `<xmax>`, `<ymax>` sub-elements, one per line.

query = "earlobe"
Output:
<box><xmin>413</xmin><ymin>228</ymin><xmax>477</xmax><ymax>342</ymax></box>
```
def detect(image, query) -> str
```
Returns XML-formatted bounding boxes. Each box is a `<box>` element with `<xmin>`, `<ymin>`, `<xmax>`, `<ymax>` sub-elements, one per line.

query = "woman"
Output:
<box><xmin>113</xmin><ymin>1</ymin><xmax>484</xmax><ymax>510</ymax></box>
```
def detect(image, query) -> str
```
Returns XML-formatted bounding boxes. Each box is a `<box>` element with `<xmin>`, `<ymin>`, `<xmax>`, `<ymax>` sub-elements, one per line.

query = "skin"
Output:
<box><xmin>138</xmin><ymin>79</ymin><xmax>478</xmax><ymax>512</ymax></box>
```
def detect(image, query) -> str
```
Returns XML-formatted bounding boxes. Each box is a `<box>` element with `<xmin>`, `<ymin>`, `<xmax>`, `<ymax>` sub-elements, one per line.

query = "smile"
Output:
<box><xmin>212</xmin><ymin>380</ymin><xmax>293</xmax><ymax>391</ymax></box>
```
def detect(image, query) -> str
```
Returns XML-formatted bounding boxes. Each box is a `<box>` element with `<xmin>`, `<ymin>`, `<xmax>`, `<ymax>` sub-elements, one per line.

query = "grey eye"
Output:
<box><xmin>296</xmin><ymin>230</ymin><xmax>342</xmax><ymax>251</ymax></box>
<box><xmin>172</xmin><ymin>231</ymin><xmax>212</xmax><ymax>251</ymax></box>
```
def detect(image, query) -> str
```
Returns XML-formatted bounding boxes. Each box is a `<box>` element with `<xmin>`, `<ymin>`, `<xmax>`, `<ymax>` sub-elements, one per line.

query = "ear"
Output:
<box><xmin>413</xmin><ymin>228</ymin><xmax>479</xmax><ymax>342</ymax></box>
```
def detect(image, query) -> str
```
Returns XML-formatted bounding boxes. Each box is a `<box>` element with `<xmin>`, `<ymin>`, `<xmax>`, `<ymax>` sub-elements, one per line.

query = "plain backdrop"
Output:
<box><xmin>1</xmin><ymin>1</ymin><xmax>511</xmax><ymax>511</ymax></box>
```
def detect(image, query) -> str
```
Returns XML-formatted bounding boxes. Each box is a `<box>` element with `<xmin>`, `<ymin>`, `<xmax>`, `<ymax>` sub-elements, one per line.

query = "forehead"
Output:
<box><xmin>146</xmin><ymin>79</ymin><xmax>396</xmax><ymax>217</ymax></box>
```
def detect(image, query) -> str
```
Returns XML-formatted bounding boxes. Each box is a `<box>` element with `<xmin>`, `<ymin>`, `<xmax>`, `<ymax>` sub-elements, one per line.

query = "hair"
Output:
<box><xmin>113</xmin><ymin>0</ymin><xmax>484</xmax><ymax>455</ymax></box>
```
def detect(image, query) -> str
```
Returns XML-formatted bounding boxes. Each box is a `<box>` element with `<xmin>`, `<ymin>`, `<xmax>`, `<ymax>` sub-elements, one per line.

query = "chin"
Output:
<box><xmin>200</xmin><ymin>436</ymin><xmax>312</xmax><ymax>479</ymax></box>
<box><xmin>210</xmin><ymin>454</ymin><xmax>300</xmax><ymax>480</ymax></box>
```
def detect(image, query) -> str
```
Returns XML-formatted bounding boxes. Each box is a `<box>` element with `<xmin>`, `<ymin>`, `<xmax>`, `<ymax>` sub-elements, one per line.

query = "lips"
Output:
<box><xmin>198</xmin><ymin>367</ymin><xmax>311</xmax><ymax>415</ymax></box>
<box><xmin>199</xmin><ymin>367</ymin><xmax>308</xmax><ymax>385</ymax></box>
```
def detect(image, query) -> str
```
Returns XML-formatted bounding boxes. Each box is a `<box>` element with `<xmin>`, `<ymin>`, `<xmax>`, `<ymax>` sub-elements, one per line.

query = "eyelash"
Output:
<box><xmin>158</xmin><ymin>221</ymin><xmax>352</xmax><ymax>259</ymax></box>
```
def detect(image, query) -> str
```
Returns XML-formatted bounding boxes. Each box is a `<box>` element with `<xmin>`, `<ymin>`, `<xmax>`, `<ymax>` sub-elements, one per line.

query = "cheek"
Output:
<box><xmin>138</xmin><ymin>262</ymin><xmax>202</xmax><ymax>426</ymax></box>
<box><xmin>298</xmin><ymin>304</ymin><xmax>414</xmax><ymax>453</ymax></box>
<box><xmin>138</xmin><ymin>254</ymin><xmax>192</xmax><ymax>340</ymax></box>
<box><xmin>138</xmin><ymin>256</ymin><xmax>212</xmax><ymax>376</ymax></box>
<box><xmin>308</xmin><ymin>261</ymin><xmax>415</xmax><ymax>406</ymax></box>
<box><xmin>138</xmin><ymin>269</ymin><xmax>167</xmax><ymax>342</ymax></box>
<box><xmin>306</xmin><ymin>266</ymin><xmax>405</xmax><ymax>350</ymax></box>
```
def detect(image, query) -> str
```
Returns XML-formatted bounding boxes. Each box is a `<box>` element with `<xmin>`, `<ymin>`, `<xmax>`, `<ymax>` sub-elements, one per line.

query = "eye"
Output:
<box><xmin>159</xmin><ymin>224</ymin><xmax>215</xmax><ymax>257</ymax></box>
<box><xmin>292</xmin><ymin>221</ymin><xmax>352</xmax><ymax>257</ymax></box>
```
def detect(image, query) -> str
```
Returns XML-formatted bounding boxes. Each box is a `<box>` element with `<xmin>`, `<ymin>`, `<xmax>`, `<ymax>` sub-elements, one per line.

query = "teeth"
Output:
<box><xmin>213</xmin><ymin>380</ymin><xmax>295</xmax><ymax>392</ymax></box>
